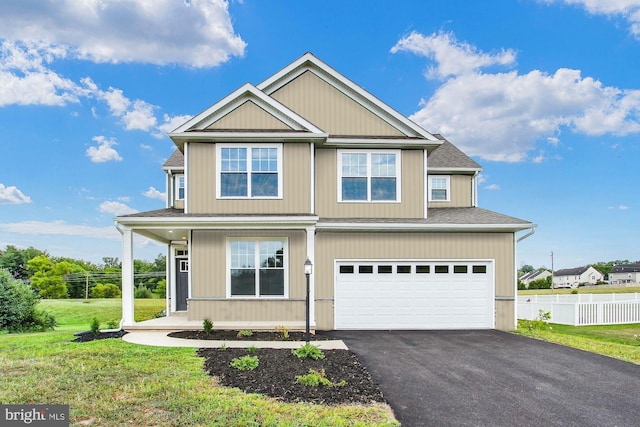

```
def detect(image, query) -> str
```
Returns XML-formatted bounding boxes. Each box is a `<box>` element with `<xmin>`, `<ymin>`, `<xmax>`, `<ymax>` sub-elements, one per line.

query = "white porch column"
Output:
<box><xmin>306</xmin><ymin>226</ymin><xmax>316</xmax><ymax>326</ymax></box>
<box><xmin>121</xmin><ymin>226</ymin><xmax>135</xmax><ymax>327</ymax></box>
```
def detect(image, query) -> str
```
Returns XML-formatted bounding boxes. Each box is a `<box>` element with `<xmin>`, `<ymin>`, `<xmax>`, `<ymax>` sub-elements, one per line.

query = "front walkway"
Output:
<box><xmin>124</xmin><ymin>314</ymin><xmax>309</xmax><ymax>332</ymax></box>
<box><xmin>123</xmin><ymin>331</ymin><xmax>348</xmax><ymax>350</ymax></box>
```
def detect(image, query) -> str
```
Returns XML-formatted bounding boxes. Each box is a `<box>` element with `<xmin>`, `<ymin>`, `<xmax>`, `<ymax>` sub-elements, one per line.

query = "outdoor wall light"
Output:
<box><xmin>304</xmin><ymin>258</ymin><xmax>313</xmax><ymax>342</ymax></box>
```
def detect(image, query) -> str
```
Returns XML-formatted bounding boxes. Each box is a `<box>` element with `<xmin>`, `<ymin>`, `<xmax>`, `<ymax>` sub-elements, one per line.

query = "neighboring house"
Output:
<box><xmin>519</xmin><ymin>269</ymin><xmax>552</xmax><ymax>287</ymax></box>
<box><xmin>115</xmin><ymin>53</ymin><xmax>534</xmax><ymax>331</ymax></box>
<box><xmin>553</xmin><ymin>266</ymin><xmax>604</xmax><ymax>288</ymax></box>
<box><xmin>609</xmin><ymin>264</ymin><xmax>640</xmax><ymax>285</ymax></box>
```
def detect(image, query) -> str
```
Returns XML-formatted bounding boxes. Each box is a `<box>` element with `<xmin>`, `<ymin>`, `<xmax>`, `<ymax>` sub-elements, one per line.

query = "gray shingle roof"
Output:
<box><xmin>428</xmin><ymin>136</ymin><xmax>482</xmax><ymax>170</ymax></box>
<box><xmin>163</xmin><ymin>150</ymin><xmax>184</xmax><ymax>169</ymax></box>
<box><xmin>611</xmin><ymin>263</ymin><xmax>640</xmax><ymax>273</ymax></box>
<box><xmin>119</xmin><ymin>207</ymin><xmax>531</xmax><ymax>226</ymax></box>
<box><xmin>554</xmin><ymin>266</ymin><xmax>591</xmax><ymax>276</ymax></box>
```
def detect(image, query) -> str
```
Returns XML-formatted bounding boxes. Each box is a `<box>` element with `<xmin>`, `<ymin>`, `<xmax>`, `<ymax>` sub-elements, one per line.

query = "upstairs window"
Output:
<box><xmin>175</xmin><ymin>174</ymin><xmax>185</xmax><ymax>200</ymax></box>
<box><xmin>429</xmin><ymin>175</ymin><xmax>450</xmax><ymax>202</ymax></box>
<box><xmin>217</xmin><ymin>144</ymin><xmax>282</xmax><ymax>198</ymax></box>
<box><xmin>338</xmin><ymin>150</ymin><xmax>400</xmax><ymax>202</ymax></box>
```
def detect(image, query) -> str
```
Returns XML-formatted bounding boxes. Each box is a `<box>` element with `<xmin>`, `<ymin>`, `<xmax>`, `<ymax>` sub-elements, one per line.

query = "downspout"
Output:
<box><xmin>513</xmin><ymin>225</ymin><xmax>537</xmax><ymax>329</ymax></box>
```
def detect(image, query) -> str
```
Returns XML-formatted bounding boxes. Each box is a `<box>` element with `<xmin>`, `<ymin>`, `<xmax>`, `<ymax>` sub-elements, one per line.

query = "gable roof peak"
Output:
<box><xmin>257</xmin><ymin>52</ymin><xmax>439</xmax><ymax>142</ymax></box>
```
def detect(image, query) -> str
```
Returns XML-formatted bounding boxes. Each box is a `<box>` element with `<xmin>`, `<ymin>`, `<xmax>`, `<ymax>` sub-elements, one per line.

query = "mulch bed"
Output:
<box><xmin>73</xmin><ymin>330</ymin><xmax>128</xmax><ymax>342</ymax></box>
<box><xmin>168</xmin><ymin>330</ymin><xmax>330</xmax><ymax>341</ymax></box>
<box><xmin>197</xmin><ymin>347</ymin><xmax>386</xmax><ymax>405</ymax></box>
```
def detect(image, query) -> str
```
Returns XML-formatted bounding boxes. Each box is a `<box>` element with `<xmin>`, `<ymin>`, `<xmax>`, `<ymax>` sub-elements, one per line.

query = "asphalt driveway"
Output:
<box><xmin>321</xmin><ymin>330</ymin><xmax>640</xmax><ymax>427</ymax></box>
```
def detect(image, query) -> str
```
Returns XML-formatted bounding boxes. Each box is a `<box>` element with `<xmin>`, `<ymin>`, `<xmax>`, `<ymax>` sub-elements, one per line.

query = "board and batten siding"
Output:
<box><xmin>314</xmin><ymin>232</ymin><xmax>516</xmax><ymax>330</ymax></box>
<box><xmin>270</xmin><ymin>71</ymin><xmax>405</xmax><ymax>136</ymax></box>
<box><xmin>188</xmin><ymin>229</ymin><xmax>308</xmax><ymax>323</ymax></box>
<box><xmin>315</xmin><ymin>148</ymin><xmax>425</xmax><ymax>218</ymax></box>
<box><xmin>186</xmin><ymin>143</ymin><xmax>311</xmax><ymax>214</ymax></box>
<box><xmin>206</xmin><ymin>100</ymin><xmax>292</xmax><ymax>130</ymax></box>
<box><xmin>428</xmin><ymin>175</ymin><xmax>473</xmax><ymax>208</ymax></box>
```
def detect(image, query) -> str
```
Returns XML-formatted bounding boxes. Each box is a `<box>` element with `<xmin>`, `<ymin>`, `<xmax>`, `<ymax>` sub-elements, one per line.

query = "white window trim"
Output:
<box><xmin>216</xmin><ymin>143</ymin><xmax>283</xmax><ymax>199</ymax></box>
<box><xmin>337</xmin><ymin>149</ymin><xmax>401</xmax><ymax>203</ymax></box>
<box><xmin>174</xmin><ymin>174</ymin><xmax>185</xmax><ymax>201</ymax></box>
<box><xmin>225</xmin><ymin>237</ymin><xmax>289</xmax><ymax>299</ymax></box>
<box><xmin>428</xmin><ymin>175</ymin><xmax>451</xmax><ymax>202</ymax></box>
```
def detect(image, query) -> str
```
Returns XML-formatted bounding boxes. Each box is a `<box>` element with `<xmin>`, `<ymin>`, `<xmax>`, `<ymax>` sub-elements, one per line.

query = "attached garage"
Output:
<box><xmin>334</xmin><ymin>260</ymin><xmax>495</xmax><ymax>329</ymax></box>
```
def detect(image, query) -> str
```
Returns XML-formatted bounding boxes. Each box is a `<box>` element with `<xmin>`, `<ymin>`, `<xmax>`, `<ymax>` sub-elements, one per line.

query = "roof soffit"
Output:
<box><xmin>257</xmin><ymin>53</ymin><xmax>440</xmax><ymax>142</ymax></box>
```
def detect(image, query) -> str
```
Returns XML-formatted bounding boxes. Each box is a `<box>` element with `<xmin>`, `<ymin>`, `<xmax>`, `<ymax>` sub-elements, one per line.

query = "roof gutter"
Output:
<box><xmin>516</xmin><ymin>225</ymin><xmax>537</xmax><ymax>242</ymax></box>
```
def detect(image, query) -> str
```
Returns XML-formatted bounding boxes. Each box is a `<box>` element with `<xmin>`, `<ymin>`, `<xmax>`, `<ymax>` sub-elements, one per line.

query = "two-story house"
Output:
<box><xmin>115</xmin><ymin>53</ymin><xmax>534</xmax><ymax>331</ymax></box>
<box><xmin>553</xmin><ymin>266</ymin><xmax>604</xmax><ymax>288</ymax></box>
<box><xmin>609</xmin><ymin>263</ymin><xmax>640</xmax><ymax>285</ymax></box>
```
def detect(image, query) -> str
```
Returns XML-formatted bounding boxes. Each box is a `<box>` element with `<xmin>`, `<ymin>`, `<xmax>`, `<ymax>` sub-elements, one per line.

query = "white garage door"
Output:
<box><xmin>335</xmin><ymin>260</ymin><xmax>494</xmax><ymax>329</ymax></box>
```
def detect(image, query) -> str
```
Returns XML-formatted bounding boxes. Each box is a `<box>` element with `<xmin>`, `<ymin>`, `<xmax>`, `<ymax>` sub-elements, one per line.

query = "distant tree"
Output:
<box><xmin>591</xmin><ymin>260</ymin><xmax>630</xmax><ymax>277</ymax></box>
<box><xmin>0</xmin><ymin>245</ymin><xmax>46</xmax><ymax>280</ymax></box>
<box><xmin>91</xmin><ymin>283</ymin><xmax>121</xmax><ymax>298</ymax></box>
<box><xmin>27</xmin><ymin>256</ymin><xmax>70</xmax><ymax>298</ymax></box>
<box><xmin>520</xmin><ymin>264</ymin><xmax>534</xmax><ymax>274</ymax></box>
<box><xmin>102</xmin><ymin>257</ymin><xmax>121</xmax><ymax>269</ymax></box>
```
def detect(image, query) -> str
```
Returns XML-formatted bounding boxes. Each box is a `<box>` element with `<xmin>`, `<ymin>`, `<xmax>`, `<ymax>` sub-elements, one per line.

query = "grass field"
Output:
<box><xmin>518</xmin><ymin>286</ymin><xmax>640</xmax><ymax>296</ymax></box>
<box><xmin>515</xmin><ymin>322</ymin><xmax>640</xmax><ymax>364</ymax></box>
<box><xmin>0</xmin><ymin>299</ymin><xmax>398</xmax><ymax>426</ymax></box>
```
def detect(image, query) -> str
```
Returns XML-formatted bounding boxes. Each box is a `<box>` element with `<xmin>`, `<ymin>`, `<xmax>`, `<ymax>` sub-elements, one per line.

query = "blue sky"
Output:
<box><xmin>1</xmin><ymin>0</ymin><xmax>639</xmax><ymax>269</ymax></box>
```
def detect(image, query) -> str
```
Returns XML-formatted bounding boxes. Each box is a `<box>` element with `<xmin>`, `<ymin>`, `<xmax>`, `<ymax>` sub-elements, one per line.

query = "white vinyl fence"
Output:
<box><xmin>518</xmin><ymin>293</ymin><xmax>640</xmax><ymax>326</ymax></box>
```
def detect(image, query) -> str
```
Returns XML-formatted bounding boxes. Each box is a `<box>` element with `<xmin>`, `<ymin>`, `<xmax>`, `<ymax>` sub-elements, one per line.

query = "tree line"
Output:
<box><xmin>0</xmin><ymin>245</ymin><xmax>166</xmax><ymax>299</ymax></box>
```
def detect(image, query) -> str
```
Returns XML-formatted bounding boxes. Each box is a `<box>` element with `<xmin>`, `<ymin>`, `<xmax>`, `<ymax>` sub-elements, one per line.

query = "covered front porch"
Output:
<box><xmin>115</xmin><ymin>209</ymin><xmax>318</xmax><ymax>331</ymax></box>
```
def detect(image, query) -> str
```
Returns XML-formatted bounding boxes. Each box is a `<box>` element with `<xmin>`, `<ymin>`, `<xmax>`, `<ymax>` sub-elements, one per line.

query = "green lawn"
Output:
<box><xmin>515</xmin><ymin>322</ymin><xmax>640</xmax><ymax>365</ymax></box>
<box><xmin>0</xmin><ymin>299</ymin><xmax>398</xmax><ymax>426</ymax></box>
<box><xmin>518</xmin><ymin>286</ymin><xmax>640</xmax><ymax>296</ymax></box>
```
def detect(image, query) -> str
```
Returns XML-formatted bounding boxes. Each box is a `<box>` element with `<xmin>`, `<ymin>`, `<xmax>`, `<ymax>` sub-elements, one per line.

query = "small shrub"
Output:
<box><xmin>106</xmin><ymin>320</ymin><xmax>119</xmax><ymax>329</ymax></box>
<box><xmin>571</xmin><ymin>289</ymin><xmax>579</xmax><ymax>294</ymax></box>
<box><xmin>295</xmin><ymin>369</ymin><xmax>345</xmax><ymax>387</ymax></box>
<box><xmin>90</xmin><ymin>317</ymin><xmax>101</xmax><ymax>336</ymax></box>
<box><xmin>0</xmin><ymin>269</ymin><xmax>56</xmax><ymax>333</ymax></box>
<box><xmin>247</xmin><ymin>346</ymin><xmax>258</xmax><ymax>354</ymax></box>
<box><xmin>134</xmin><ymin>285</ymin><xmax>153</xmax><ymax>299</ymax></box>
<box><xmin>219</xmin><ymin>343</ymin><xmax>227</xmax><ymax>351</ymax></box>
<box><xmin>276</xmin><ymin>325</ymin><xmax>290</xmax><ymax>339</ymax></box>
<box><xmin>230</xmin><ymin>355</ymin><xmax>259</xmax><ymax>371</ymax></box>
<box><xmin>203</xmin><ymin>318</ymin><xmax>214</xmax><ymax>334</ymax></box>
<box><xmin>521</xmin><ymin>309</ymin><xmax>551</xmax><ymax>333</ymax></box>
<box><xmin>153</xmin><ymin>310</ymin><xmax>166</xmax><ymax>319</ymax></box>
<box><xmin>91</xmin><ymin>283</ymin><xmax>121</xmax><ymax>298</ymax></box>
<box><xmin>292</xmin><ymin>343</ymin><xmax>325</xmax><ymax>360</ymax></box>
<box><xmin>237</xmin><ymin>330</ymin><xmax>253</xmax><ymax>338</ymax></box>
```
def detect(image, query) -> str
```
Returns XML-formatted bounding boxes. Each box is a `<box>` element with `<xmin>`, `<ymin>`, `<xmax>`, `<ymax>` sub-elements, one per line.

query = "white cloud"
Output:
<box><xmin>143</xmin><ymin>187</ymin><xmax>167</xmax><ymax>201</ymax></box>
<box><xmin>546</xmin><ymin>0</ymin><xmax>640</xmax><ymax>38</ymax></box>
<box><xmin>484</xmin><ymin>184</ymin><xmax>501</xmax><ymax>190</ymax></box>
<box><xmin>392</xmin><ymin>31</ymin><xmax>640</xmax><ymax>162</ymax></box>
<box><xmin>391</xmin><ymin>31</ymin><xmax>516</xmax><ymax>79</ymax></box>
<box><xmin>0</xmin><ymin>0</ymin><xmax>246</xmax><ymax>67</ymax></box>
<box><xmin>609</xmin><ymin>204</ymin><xmax>630</xmax><ymax>210</ymax></box>
<box><xmin>0</xmin><ymin>41</ymin><xmax>88</xmax><ymax>107</ymax></box>
<box><xmin>158</xmin><ymin>114</ymin><xmax>193</xmax><ymax>134</ymax></box>
<box><xmin>98</xmin><ymin>201</ymin><xmax>138</xmax><ymax>216</ymax></box>
<box><xmin>0</xmin><ymin>183</ymin><xmax>32</xmax><ymax>204</ymax></box>
<box><xmin>86</xmin><ymin>136</ymin><xmax>123</xmax><ymax>163</ymax></box>
<box><xmin>0</xmin><ymin>220</ymin><xmax>119</xmax><ymax>240</ymax></box>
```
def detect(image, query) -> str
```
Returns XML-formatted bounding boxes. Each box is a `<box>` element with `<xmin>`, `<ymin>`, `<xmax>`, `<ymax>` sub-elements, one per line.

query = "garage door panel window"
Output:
<box><xmin>229</xmin><ymin>239</ymin><xmax>287</xmax><ymax>298</ymax></box>
<box><xmin>435</xmin><ymin>265</ymin><xmax>449</xmax><ymax>274</ymax></box>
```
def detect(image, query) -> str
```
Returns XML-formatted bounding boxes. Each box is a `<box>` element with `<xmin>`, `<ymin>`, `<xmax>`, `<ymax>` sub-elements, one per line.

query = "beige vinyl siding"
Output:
<box><xmin>188</xmin><ymin>229</ymin><xmax>308</xmax><ymax>322</ymax></box>
<box><xmin>428</xmin><ymin>174</ymin><xmax>473</xmax><ymax>208</ymax></box>
<box><xmin>271</xmin><ymin>71</ymin><xmax>405</xmax><ymax>136</ymax></box>
<box><xmin>187</xmin><ymin>143</ymin><xmax>310</xmax><ymax>214</ymax></box>
<box><xmin>314</xmin><ymin>231</ymin><xmax>515</xmax><ymax>330</ymax></box>
<box><xmin>173</xmin><ymin>199</ymin><xmax>184</xmax><ymax>209</ymax></box>
<box><xmin>206</xmin><ymin>100</ymin><xmax>292</xmax><ymax>130</ymax></box>
<box><xmin>315</xmin><ymin>148</ymin><xmax>424</xmax><ymax>218</ymax></box>
<box><xmin>188</xmin><ymin>300</ymin><xmax>305</xmax><ymax>323</ymax></box>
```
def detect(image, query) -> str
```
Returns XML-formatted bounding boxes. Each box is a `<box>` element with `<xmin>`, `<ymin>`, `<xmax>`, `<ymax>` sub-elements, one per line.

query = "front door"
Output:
<box><xmin>175</xmin><ymin>258</ymin><xmax>188</xmax><ymax>311</ymax></box>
